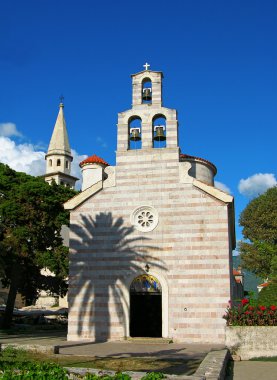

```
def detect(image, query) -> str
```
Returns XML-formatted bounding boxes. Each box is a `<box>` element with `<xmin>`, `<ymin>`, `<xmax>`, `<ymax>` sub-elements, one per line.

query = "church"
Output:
<box><xmin>61</xmin><ymin>65</ymin><xmax>235</xmax><ymax>343</ymax></box>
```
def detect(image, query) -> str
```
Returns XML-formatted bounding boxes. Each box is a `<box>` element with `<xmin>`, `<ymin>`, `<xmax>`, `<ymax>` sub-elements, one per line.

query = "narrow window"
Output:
<box><xmin>57</xmin><ymin>159</ymin><xmax>61</xmax><ymax>166</ymax></box>
<box><xmin>66</xmin><ymin>161</ymin><xmax>69</xmax><ymax>169</ymax></box>
<box><xmin>49</xmin><ymin>159</ymin><xmax>52</xmax><ymax>167</ymax></box>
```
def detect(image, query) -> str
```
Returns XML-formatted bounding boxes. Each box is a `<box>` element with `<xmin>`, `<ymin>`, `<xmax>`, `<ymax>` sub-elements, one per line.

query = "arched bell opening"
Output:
<box><xmin>142</xmin><ymin>78</ymin><xmax>152</xmax><ymax>104</ymax></box>
<box><xmin>129</xmin><ymin>274</ymin><xmax>162</xmax><ymax>338</ymax></box>
<box><xmin>128</xmin><ymin>116</ymin><xmax>142</xmax><ymax>150</ymax></box>
<box><xmin>152</xmin><ymin>115</ymin><xmax>166</xmax><ymax>148</ymax></box>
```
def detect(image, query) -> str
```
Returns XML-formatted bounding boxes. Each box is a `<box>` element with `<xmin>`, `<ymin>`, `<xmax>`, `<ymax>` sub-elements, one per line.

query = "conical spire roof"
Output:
<box><xmin>47</xmin><ymin>103</ymin><xmax>71</xmax><ymax>156</ymax></box>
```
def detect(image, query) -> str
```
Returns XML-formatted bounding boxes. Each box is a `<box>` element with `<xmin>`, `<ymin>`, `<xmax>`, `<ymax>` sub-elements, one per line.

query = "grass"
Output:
<box><xmin>0</xmin><ymin>347</ymin><xmax>201</xmax><ymax>375</ymax></box>
<box><xmin>249</xmin><ymin>357</ymin><xmax>277</xmax><ymax>362</ymax></box>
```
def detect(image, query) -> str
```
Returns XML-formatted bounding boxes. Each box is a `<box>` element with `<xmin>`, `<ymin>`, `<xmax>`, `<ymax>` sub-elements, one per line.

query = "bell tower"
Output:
<box><xmin>116</xmin><ymin>64</ymin><xmax>179</xmax><ymax>163</ymax></box>
<box><xmin>131</xmin><ymin>63</ymin><xmax>163</xmax><ymax>107</ymax></box>
<box><xmin>44</xmin><ymin>101</ymin><xmax>79</xmax><ymax>188</ymax></box>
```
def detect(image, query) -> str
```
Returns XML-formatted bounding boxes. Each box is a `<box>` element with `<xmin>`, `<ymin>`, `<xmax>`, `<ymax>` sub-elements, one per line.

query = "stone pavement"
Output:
<box><xmin>0</xmin><ymin>330</ymin><xmax>67</xmax><ymax>347</ymax></box>
<box><xmin>228</xmin><ymin>361</ymin><xmax>277</xmax><ymax>380</ymax></box>
<box><xmin>0</xmin><ymin>331</ymin><xmax>221</xmax><ymax>359</ymax></box>
<box><xmin>58</xmin><ymin>341</ymin><xmax>223</xmax><ymax>359</ymax></box>
<box><xmin>1</xmin><ymin>331</ymin><xmax>277</xmax><ymax>379</ymax></box>
<box><xmin>0</xmin><ymin>331</ymin><xmax>228</xmax><ymax>378</ymax></box>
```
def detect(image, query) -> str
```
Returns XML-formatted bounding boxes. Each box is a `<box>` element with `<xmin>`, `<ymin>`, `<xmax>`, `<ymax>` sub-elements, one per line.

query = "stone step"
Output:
<box><xmin>125</xmin><ymin>337</ymin><xmax>173</xmax><ymax>344</ymax></box>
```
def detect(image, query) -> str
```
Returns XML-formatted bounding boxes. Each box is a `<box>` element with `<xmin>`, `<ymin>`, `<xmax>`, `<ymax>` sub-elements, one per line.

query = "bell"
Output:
<box><xmin>130</xmin><ymin>128</ymin><xmax>141</xmax><ymax>141</ymax></box>
<box><xmin>154</xmin><ymin>126</ymin><xmax>166</xmax><ymax>141</ymax></box>
<box><xmin>142</xmin><ymin>88</ymin><xmax>152</xmax><ymax>101</ymax></box>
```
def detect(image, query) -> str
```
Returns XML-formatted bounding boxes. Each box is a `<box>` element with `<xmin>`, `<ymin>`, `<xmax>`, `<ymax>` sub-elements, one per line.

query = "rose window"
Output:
<box><xmin>131</xmin><ymin>206</ymin><xmax>159</xmax><ymax>232</ymax></box>
<box><xmin>138</xmin><ymin>211</ymin><xmax>154</xmax><ymax>227</ymax></box>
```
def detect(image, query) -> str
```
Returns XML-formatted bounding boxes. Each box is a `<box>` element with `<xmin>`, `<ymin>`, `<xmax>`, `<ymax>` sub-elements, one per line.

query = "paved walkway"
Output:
<box><xmin>229</xmin><ymin>361</ymin><xmax>277</xmax><ymax>380</ymax></box>
<box><xmin>1</xmin><ymin>331</ymin><xmax>277</xmax><ymax>379</ymax></box>
<box><xmin>58</xmin><ymin>341</ymin><xmax>221</xmax><ymax>359</ymax></box>
<box><xmin>0</xmin><ymin>330</ymin><xmax>67</xmax><ymax>346</ymax></box>
<box><xmin>0</xmin><ymin>331</ymin><xmax>220</xmax><ymax>359</ymax></box>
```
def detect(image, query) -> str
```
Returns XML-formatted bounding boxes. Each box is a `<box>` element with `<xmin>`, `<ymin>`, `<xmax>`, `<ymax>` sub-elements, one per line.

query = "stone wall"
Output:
<box><xmin>67</xmin><ymin>148</ymin><xmax>233</xmax><ymax>343</ymax></box>
<box><xmin>226</xmin><ymin>326</ymin><xmax>277</xmax><ymax>359</ymax></box>
<box><xmin>66</xmin><ymin>68</ymin><xmax>234</xmax><ymax>345</ymax></box>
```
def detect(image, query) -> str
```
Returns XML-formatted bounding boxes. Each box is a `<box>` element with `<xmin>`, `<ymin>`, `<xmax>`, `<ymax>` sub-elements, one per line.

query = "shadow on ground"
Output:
<box><xmin>0</xmin><ymin>329</ymin><xmax>224</xmax><ymax>376</ymax></box>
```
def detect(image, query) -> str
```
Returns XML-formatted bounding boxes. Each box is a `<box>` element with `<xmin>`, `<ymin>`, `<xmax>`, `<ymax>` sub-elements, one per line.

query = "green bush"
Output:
<box><xmin>0</xmin><ymin>347</ymin><xmax>167</xmax><ymax>380</ymax></box>
<box><xmin>0</xmin><ymin>361</ymin><xmax>68</xmax><ymax>379</ymax></box>
<box><xmin>141</xmin><ymin>373</ymin><xmax>165</xmax><ymax>380</ymax></box>
<box><xmin>258</xmin><ymin>283</ymin><xmax>277</xmax><ymax>306</ymax></box>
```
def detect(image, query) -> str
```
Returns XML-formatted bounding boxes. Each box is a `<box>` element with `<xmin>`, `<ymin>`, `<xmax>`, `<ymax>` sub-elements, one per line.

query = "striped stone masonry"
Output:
<box><xmin>67</xmin><ymin>147</ymin><xmax>234</xmax><ymax>343</ymax></box>
<box><xmin>66</xmin><ymin>67</ymin><xmax>235</xmax><ymax>344</ymax></box>
<box><xmin>117</xmin><ymin>107</ymin><xmax>178</xmax><ymax>152</ymax></box>
<box><xmin>132</xmin><ymin>70</ymin><xmax>163</xmax><ymax>106</ymax></box>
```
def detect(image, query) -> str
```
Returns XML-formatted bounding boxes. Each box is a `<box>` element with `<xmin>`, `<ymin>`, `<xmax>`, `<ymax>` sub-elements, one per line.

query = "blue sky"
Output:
<box><xmin>0</xmin><ymin>0</ymin><xmax>276</xmax><ymax>244</ymax></box>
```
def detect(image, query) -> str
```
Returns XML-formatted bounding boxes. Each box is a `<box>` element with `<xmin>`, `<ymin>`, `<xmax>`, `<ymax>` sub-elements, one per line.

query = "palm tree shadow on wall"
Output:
<box><xmin>69</xmin><ymin>212</ymin><xmax>166</xmax><ymax>341</ymax></box>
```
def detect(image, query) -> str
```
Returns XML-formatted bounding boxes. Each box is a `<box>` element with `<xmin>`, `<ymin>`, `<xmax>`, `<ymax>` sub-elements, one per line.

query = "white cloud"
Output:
<box><xmin>0</xmin><ymin>123</ymin><xmax>22</xmax><ymax>137</ymax></box>
<box><xmin>238</xmin><ymin>173</ymin><xmax>277</xmax><ymax>198</ymax></box>
<box><xmin>214</xmin><ymin>181</ymin><xmax>231</xmax><ymax>194</ymax></box>
<box><xmin>0</xmin><ymin>136</ymin><xmax>45</xmax><ymax>176</ymax></box>
<box><xmin>0</xmin><ymin>137</ymin><xmax>86</xmax><ymax>190</ymax></box>
<box><xmin>71</xmin><ymin>149</ymin><xmax>87</xmax><ymax>190</ymax></box>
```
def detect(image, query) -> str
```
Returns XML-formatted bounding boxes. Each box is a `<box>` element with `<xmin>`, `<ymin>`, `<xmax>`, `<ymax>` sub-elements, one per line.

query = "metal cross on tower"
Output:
<box><xmin>143</xmin><ymin>62</ymin><xmax>150</xmax><ymax>70</ymax></box>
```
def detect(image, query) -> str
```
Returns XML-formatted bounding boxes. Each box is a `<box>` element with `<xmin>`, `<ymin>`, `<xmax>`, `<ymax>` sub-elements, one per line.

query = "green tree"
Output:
<box><xmin>0</xmin><ymin>163</ymin><xmax>76</xmax><ymax>328</ymax></box>
<box><xmin>239</xmin><ymin>186</ymin><xmax>277</xmax><ymax>279</ymax></box>
<box><xmin>257</xmin><ymin>282</ymin><xmax>277</xmax><ymax>306</ymax></box>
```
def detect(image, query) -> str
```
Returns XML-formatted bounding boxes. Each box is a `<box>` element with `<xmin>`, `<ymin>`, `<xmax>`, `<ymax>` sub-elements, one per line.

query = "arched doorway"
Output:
<box><xmin>130</xmin><ymin>274</ymin><xmax>162</xmax><ymax>337</ymax></box>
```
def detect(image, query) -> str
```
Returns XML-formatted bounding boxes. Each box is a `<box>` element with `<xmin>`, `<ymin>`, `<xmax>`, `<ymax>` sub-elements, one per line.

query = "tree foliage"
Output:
<box><xmin>257</xmin><ymin>282</ymin><xmax>277</xmax><ymax>306</ymax></box>
<box><xmin>0</xmin><ymin>163</ymin><xmax>76</xmax><ymax>327</ymax></box>
<box><xmin>239</xmin><ymin>186</ymin><xmax>277</xmax><ymax>279</ymax></box>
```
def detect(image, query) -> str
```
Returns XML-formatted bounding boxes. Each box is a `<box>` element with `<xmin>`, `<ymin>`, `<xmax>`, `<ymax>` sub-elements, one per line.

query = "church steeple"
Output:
<box><xmin>48</xmin><ymin>102</ymin><xmax>71</xmax><ymax>156</ymax></box>
<box><xmin>44</xmin><ymin>101</ymin><xmax>78</xmax><ymax>188</ymax></box>
<box><xmin>116</xmin><ymin>64</ymin><xmax>179</xmax><ymax>162</ymax></box>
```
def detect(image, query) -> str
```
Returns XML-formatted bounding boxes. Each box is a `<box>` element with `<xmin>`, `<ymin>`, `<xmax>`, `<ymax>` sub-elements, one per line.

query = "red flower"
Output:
<box><xmin>241</xmin><ymin>298</ymin><xmax>249</xmax><ymax>305</ymax></box>
<box><xmin>245</xmin><ymin>311</ymin><xmax>251</xmax><ymax>315</ymax></box>
<box><xmin>270</xmin><ymin>305</ymin><xmax>277</xmax><ymax>311</ymax></box>
<box><xmin>259</xmin><ymin>305</ymin><xmax>266</xmax><ymax>311</ymax></box>
<box><xmin>248</xmin><ymin>306</ymin><xmax>254</xmax><ymax>311</ymax></box>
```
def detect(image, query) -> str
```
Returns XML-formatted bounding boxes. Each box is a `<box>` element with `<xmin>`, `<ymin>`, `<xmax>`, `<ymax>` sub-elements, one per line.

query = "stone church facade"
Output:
<box><xmin>64</xmin><ymin>67</ymin><xmax>235</xmax><ymax>343</ymax></box>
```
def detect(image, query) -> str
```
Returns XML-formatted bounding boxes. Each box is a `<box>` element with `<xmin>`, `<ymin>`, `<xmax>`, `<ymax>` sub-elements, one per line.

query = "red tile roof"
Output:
<box><xmin>79</xmin><ymin>155</ymin><xmax>109</xmax><ymax>167</ymax></box>
<box><xmin>180</xmin><ymin>153</ymin><xmax>217</xmax><ymax>173</ymax></box>
<box><xmin>258</xmin><ymin>282</ymin><xmax>269</xmax><ymax>288</ymax></box>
